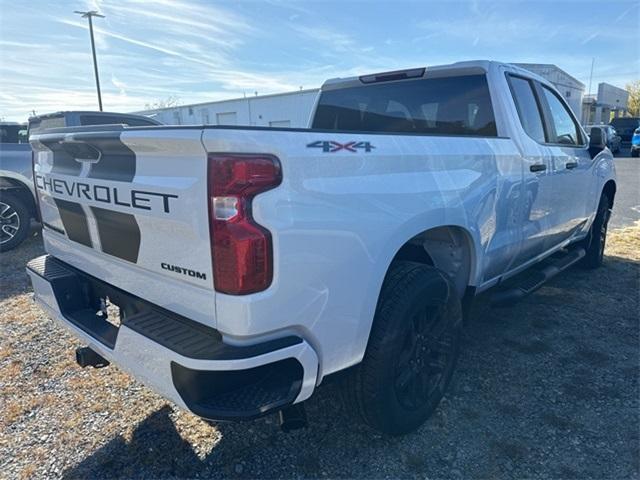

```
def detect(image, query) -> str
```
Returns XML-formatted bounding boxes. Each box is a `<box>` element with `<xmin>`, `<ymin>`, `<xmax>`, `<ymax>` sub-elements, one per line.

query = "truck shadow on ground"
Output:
<box><xmin>0</xmin><ymin>229</ymin><xmax>43</xmax><ymax>302</ymax></box>
<box><xmin>61</xmin><ymin>250</ymin><xmax>640</xmax><ymax>479</ymax></box>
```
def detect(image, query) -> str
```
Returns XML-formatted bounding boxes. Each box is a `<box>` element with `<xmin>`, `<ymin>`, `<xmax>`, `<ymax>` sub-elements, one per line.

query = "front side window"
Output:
<box><xmin>313</xmin><ymin>74</ymin><xmax>497</xmax><ymax>137</ymax></box>
<box><xmin>507</xmin><ymin>75</ymin><xmax>546</xmax><ymax>143</ymax></box>
<box><xmin>541</xmin><ymin>86</ymin><xmax>581</xmax><ymax>146</ymax></box>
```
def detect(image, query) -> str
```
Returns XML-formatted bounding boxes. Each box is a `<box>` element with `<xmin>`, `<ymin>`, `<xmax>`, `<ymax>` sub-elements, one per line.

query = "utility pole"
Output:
<box><xmin>587</xmin><ymin>57</ymin><xmax>595</xmax><ymax>97</ymax></box>
<box><xmin>74</xmin><ymin>10</ymin><xmax>105</xmax><ymax>111</ymax></box>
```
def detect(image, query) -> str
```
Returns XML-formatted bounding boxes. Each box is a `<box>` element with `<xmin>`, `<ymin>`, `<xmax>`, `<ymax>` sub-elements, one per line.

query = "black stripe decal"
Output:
<box><xmin>39</xmin><ymin>133</ymin><xmax>137</xmax><ymax>182</ymax></box>
<box><xmin>90</xmin><ymin>206</ymin><xmax>141</xmax><ymax>263</ymax></box>
<box><xmin>42</xmin><ymin>222</ymin><xmax>65</xmax><ymax>235</ymax></box>
<box><xmin>41</xmin><ymin>140</ymin><xmax>83</xmax><ymax>176</ymax></box>
<box><xmin>53</xmin><ymin>199</ymin><xmax>92</xmax><ymax>247</ymax></box>
<box><xmin>87</xmin><ymin>137</ymin><xmax>136</xmax><ymax>182</ymax></box>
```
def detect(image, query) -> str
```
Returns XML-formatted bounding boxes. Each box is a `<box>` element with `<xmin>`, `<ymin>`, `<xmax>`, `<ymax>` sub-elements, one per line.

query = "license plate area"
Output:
<box><xmin>49</xmin><ymin>267</ymin><xmax>146</xmax><ymax>349</ymax></box>
<box><xmin>98</xmin><ymin>297</ymin><xmax>122</xmax><ymax>328</ymax></box>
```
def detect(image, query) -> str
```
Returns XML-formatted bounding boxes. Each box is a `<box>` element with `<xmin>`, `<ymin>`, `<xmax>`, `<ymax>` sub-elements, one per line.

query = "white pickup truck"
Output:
<box><xmin>27</xmin><ymin>61</ymin><xmax>616</xmax><ymax>435</ymax></box>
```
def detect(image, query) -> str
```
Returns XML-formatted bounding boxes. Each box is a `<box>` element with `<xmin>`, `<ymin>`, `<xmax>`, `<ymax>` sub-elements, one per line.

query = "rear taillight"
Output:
<box><xmin>208</xmin><ymin>154</ymin><xmax>282</xmax><ymax>295</ymax></box>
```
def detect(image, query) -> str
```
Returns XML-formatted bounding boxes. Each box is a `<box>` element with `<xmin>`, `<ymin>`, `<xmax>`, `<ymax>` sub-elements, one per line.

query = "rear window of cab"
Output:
<box><xmin>312</xmin><ymin>74</ymin><xmax>497</xmax><ymax>137</ymax></box>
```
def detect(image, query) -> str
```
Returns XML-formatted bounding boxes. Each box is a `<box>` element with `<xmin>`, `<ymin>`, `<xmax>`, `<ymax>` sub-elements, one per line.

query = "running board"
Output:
<box><xmin>491</xmin><ymin>247</ymin><xmax>586</xmax><ymax>306</ymax></box>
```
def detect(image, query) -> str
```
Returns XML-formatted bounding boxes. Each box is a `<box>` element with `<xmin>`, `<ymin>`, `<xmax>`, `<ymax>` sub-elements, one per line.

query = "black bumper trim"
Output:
<box><xmin>171</xmin><ymin>358</ymin><xmax>303</xmax><ymax>421</ymax></box>
<box><xmin>27</xmin><ymin>255</ymin><xmax>302</xmax><ymax>360</ymax></box>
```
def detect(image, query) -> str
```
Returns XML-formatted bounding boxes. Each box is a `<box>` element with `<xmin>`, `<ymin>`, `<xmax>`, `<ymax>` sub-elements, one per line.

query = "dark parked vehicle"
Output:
<box><xmin>0</xmin><ymin>112</ymin><xmax>161</xmax><ymax>252</ymax></box>
<box><xmin>585</xmin><ymin>124</ymin><xmax>621</xmax><ymax>153</ymax></box>
<box><xmin>610</xmin><ymin>117</ymin><xmax>640</xmax><ymax>143</ymax></box>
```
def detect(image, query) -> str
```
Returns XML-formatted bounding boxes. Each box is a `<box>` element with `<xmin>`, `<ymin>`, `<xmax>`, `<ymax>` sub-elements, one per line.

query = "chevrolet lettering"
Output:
<box><xmin>34</xmin><ymin>174</ymin><xmax>178</xmax><ymax>213</ymax></box>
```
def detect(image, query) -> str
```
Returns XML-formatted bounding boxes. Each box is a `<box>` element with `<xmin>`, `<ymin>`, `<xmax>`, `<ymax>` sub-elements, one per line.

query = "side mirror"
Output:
<box><xmin>588</xmin><ymin>127</ymin><xmax>606</xmax><ymax>158</ymax></box>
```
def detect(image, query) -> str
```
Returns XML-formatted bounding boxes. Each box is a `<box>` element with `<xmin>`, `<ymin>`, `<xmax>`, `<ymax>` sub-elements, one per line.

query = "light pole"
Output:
<box><xmin>74</xmin><ymin>10</ymin><xmax>105</xmax><ymax>111</ymax></box>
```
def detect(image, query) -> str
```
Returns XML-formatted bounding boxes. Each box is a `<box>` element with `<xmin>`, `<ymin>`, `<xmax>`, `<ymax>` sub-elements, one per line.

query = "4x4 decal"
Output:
<box><xmin>307</xmin><ymin>140</ymin><xmax>375</xmax><ymax>153</ymax></box>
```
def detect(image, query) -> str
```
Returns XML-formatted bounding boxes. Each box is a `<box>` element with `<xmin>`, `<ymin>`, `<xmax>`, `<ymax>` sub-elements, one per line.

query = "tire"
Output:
<box><xmin>0</xmin><ymin>191</ymin><xmax>31</xmax><ymax>252</ymax></box>
<box><xmin>580</xmin><ymin>193</ymin><xmax>611</xmax><ymax>269</ymax></box>
<box><xmin>632</xmin><ymin>150</ymin><xmax>639</xmax><ymax>158</ymax></box>
<box><xmin>341</xmin><ymin>261</ymin><xmax>462</xmax><ymax>435</ymax></box>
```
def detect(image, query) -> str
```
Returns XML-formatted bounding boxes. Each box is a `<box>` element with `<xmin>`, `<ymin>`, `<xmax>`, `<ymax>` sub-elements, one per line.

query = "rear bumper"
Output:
<box><xmin>26</xmin><ymin>255</ymin><xmax>318</xmax><ymax>420</ymax></box>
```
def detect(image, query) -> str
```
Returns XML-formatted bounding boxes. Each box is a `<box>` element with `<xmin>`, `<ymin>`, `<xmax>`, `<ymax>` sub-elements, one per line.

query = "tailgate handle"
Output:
<box><xmin>58</xmin><ymin>139</ymin><xmax>102</xmax><ymax>164</ymax></box>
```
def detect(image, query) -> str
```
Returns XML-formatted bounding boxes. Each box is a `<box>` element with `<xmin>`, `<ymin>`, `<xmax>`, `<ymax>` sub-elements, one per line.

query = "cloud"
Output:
<box><xmin>56</xmin><ymin>18</ymin><xmax>226</xmax><ymax>65</ymax></box>
<box><xmin>106</xmin><ymin>3</ymin><xmax>252</xmax><ymax>49</ymax></box>
<box><xmin>581</xmin><ymin>32</ymin><xmax>599</xmax><ymax>45</ymax></box>
<box><xmin>291</xmin><ymin>25</ymin><xmax>363</xmax><ymax>54</ymax></box>
<box><xmin>53</xmin><ymin>17</ymin><xmax>298</xmax><ymax>93</ymax></box>
<box><xmin>1</xmin><ymin>0</ymin><xmax>637</xmax><ymax>122</ymax></box>
<box><xmin>111</xmin><ymin>74</ymin><xmax>127</xmax><ymax>94</ymax></box>
<box><xmin>615</xmin><ymin>4</ymin><xmax>635</xmax><ymax>23</ymax></box>
<box><xmin>0</xmin><ymin>0</ymin><xmax>317</xmax><ymax>120</ymax></box>
<box><xmin>416</xmin><ymin>11</ymin><xmax>637</xmax><ymax>48</ymax></box>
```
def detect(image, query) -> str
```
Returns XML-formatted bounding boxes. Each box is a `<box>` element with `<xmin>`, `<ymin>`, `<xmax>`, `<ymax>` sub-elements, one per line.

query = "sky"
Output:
<box><xmin>1</xmin><ymin>0</ymin><xmax>638</xmax><ymax>122</ymax></box>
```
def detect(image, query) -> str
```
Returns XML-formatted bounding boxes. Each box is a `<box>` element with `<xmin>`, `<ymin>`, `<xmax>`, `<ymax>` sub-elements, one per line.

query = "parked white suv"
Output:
<box><xmin>27</xmin><ymin>61</ymin><xmax>615</xmax><ymax>435</ymax></box>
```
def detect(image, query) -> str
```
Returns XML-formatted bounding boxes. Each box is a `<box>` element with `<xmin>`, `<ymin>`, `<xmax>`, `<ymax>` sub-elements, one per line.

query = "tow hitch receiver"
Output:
<box><xmin>279</xmin><ymin>403</ymin><xmax>308</xmax><ymax>432</ymax></box>
<box><xmin>75</xmin><ymin>346</ymin><xmax>110</xmax><ymax>369</ymax></box>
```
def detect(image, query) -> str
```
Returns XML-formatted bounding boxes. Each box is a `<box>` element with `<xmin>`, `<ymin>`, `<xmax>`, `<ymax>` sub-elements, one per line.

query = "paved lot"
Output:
<box><xmin>611</xmin><ymin>149</ymin><xmax>640</xmax><ymax>228</ymax></box>
<box><xmin>1</xmin><ymin>166</ymin><xmax>639</xmax><ymax>479</ymax></box>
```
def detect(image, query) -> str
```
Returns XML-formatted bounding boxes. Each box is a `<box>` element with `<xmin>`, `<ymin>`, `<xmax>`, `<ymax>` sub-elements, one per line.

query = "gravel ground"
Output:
<box><xmin>1</xmin><ymin>226</ymin><xmax>639</xmax><ymax>480</ymax></box>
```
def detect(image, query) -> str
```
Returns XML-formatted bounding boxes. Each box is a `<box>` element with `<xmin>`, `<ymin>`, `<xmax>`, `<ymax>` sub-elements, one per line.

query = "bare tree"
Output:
<box><xmin>144</xmin><ymin>96</ymin><xmax>181</xmax><ymax>110</ymax></box>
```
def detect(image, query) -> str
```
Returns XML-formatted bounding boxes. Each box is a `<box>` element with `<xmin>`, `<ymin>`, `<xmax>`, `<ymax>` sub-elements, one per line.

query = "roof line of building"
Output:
<box><xmin>512</xmin><ymin>63</ymin><xmax>585</xmax><ymax>88</ymax></box>
<box><xmin>136</xmin><ymin>88</ymin><xmax>320</xmax><ymax>114</ymax></box>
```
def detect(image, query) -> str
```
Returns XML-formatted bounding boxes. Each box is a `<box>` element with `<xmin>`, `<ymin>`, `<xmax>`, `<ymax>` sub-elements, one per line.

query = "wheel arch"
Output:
<box><xmin>388</xmin><ymin>225</ymin><xmax>477</xmax><ymax>299</ymax></box>
<box><xmin>602</xmin><ymin>179</ymin><xmax>616</xmax><ymax>208</ymax></box>
<box><xmin>351</xmin><ymin>221</ymin><xmax>480</xmax><ymax>372</ymax></box>
<box><xmin>342</xmin><ymin>223</ymin><xmax>475</xmax><ymax>384</ymax></box>
<box><xmin>0</xmin><ymin>176</ymin><xmax>38</xmax><ymax>219</ymax></box>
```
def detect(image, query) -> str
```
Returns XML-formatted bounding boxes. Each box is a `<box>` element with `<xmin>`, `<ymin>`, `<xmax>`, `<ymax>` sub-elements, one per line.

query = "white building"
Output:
<box><xmin>513</xmin><ymin>63</ymin><xmax>585</xmax><ymax>119</ymax></box>
<box><xmin>581</xmin><ymin>82</ymin><xmax>629</xmax><ymax>125</ymax></box>
<box><xmin>137</xmin><ymin>89</ymin><xmax>319</xmax><ymax>127</ymax></box>
<box><xmin>137</xmin><ymin>63</ymin><xmax>586</xmax><ymax>127</ymax></box>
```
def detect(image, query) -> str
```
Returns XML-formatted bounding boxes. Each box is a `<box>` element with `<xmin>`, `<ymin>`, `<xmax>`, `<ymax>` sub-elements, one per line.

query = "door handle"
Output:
<box><xmin>530</xmin><ymin>164</ymin><xmax>547</xmax><ymax>172</ymax></box>
<box><xmin>565</xmin><ymin>161</ymin><xmax>578</xmax><ymax>169</ymax></box>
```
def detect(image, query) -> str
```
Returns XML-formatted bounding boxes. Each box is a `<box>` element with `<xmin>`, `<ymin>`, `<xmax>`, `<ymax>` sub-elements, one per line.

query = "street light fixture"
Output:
<box><xmin>74</xmin><ymin>10</ymin><xmax>105</xmax><ymax>111</ymax></box>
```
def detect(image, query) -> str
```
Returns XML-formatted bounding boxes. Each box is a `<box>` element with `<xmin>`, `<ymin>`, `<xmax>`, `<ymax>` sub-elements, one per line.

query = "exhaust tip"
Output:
<box><xmin>75</xmin><ymin>346</ymin><xmax>110</xmax><ymax>369</ymax></box>
<box><xmin>279</xmin><ymin>403</ymin><xmax>308</xmax><ymax>432</ymax></box>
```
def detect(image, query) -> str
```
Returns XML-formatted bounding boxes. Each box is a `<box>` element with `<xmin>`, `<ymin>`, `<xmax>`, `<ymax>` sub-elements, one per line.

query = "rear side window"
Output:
<box><xmin>507</xmin><ymin>76</ymin><xmax>546</xmax><ymax>143</ymax></box>
<box><xmin>312</xmin><ymin>74</ymin><xmax>497</xmax><ymax>137</ymax></box>
<box><xmin>80</xmin><ymin>115</ymin><xmax>158</xmax><ymax>127</ymax></box>
<box><xmin>0</xmin><ymin>126</ymin><xmax>20</xmax><ymax>143</ymax></box>
<box><xmin>540</xmin><ymin>86</ymin><xmax>582</xmax><ymax>146</ymax></box>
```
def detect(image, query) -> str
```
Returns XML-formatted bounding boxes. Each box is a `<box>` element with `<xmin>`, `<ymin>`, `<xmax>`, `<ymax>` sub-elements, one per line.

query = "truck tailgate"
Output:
<box><xmin>31</xmin><ymin>127</ymin><xmax>217</xmax><ymax>327</ymax></box>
